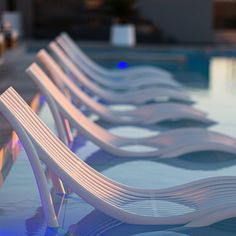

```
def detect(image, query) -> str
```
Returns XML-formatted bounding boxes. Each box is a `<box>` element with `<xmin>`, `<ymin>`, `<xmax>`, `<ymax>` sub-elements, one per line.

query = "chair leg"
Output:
<box><xmin>0</xmin><ymin>104</ymin><xmax>59</xmax><ymax>228</ymax></box>
<box><xmin>45</xmin><ymin>92</ymin><xmax>69</xmax><ymax>146</ymax></box>
<box><xmin>39</xmin><ymin>91</ymin><xmax>70</xmax><ymax>194</ymax></box>
<box><xmin>50</xmin><ymin>169</ymin><xmax>66</xmax><ymax>194</ymax></box>
<box><xmin>62</xmin><ymin>117</ymin><xmax>74</xmax><ymax>147</ymax></box>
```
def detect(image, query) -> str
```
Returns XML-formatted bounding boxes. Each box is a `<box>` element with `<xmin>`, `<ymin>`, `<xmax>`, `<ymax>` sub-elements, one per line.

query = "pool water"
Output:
<box><xmin>2</xmin><ymin>48</ymin><xmax>236</xmax><ymax>235</ymax></box>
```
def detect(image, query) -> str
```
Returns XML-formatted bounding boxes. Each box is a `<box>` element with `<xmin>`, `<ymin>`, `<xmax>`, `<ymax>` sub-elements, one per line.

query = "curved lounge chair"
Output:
<box><xmin>58</xmin><ymin>33</ymin><xmax>181</xmax><ymax>89</ymax></box>
<box><xmin>26</xmin><ymin>63</ymin><xmax>236</xmax><ymax>158</ymax></box>
<box><xmin>1</xmin><ymin>87</ymin><xmax>236</xmax><ymax>228</ymax></box>
<box><xmin>37</xmin><ymin>50</ymin><xmax>213</xmax><ymax>126</ymax></box>
<box><xmin>50</xmin><ymin>42</ymin><xmax>193</xmax><ymax>105</ymax></box>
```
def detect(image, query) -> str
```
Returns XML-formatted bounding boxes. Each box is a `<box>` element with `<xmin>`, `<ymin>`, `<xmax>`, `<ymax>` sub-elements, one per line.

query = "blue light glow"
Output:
<box><xmin>117</xmin><ymin>61</ymin><xmax>129</xmax><ymax>70</ymax></box>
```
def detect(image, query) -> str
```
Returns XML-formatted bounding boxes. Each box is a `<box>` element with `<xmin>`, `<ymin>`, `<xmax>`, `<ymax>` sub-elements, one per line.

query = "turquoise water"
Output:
<box><xmin>2</xmin><ymin>49</ymin><xmax>236</xmax><ymax>235</ymax></box>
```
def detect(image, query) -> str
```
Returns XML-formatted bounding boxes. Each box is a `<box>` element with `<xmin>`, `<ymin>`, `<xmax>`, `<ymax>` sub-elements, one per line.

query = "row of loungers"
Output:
<box><xmin>2</xmin><ymin>33</ymin><xmax>236</xmax><ymax>228</ymax></box>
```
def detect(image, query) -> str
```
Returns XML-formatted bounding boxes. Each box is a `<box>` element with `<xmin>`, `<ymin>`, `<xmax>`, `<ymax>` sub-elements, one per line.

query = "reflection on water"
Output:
<box><xmin>210</xmin><ymin>57</ymin><xmax>236</xmax><ymax>97</ymax></box>
<box><xmin>64</xmin><ymin>210</ymin><xmax>183</xmax><ymax>236</ymax></box>
<box><xmin>25</xmin><ymin>190</ymin><xmax>65</xmax><ymax>236</ymax></box>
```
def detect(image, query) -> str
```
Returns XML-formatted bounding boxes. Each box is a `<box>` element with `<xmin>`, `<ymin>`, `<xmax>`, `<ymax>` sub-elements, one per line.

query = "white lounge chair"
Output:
<box><xmin>58</xmin><ymin>32</ymin><xmax>181</xmax><ymax>89</ymax></box>
<box><xmin>26</xmin><ymin>63</ymin><xmax>236</xmax><ymax>158</ymax></box>
<box><xmin>49</xmin><ymin>41</ymin><xmax>192</xmax><ymax>105</ymax></box>
<box><xmin>2</xmin><ymin>87</ymin><xmax>236</xmax><ymax>228</ymax></box>
<box><xmin>37</xmin><ymin>49</ymin><xmax>214</xmax><ymax>126</ymax></box>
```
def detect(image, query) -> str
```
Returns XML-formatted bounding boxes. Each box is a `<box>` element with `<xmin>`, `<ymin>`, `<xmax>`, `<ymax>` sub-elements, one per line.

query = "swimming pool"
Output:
<box><xmin>2</xmin><ymin>47</ymin><xmax>236</xmax><ymax>235</ymax></box>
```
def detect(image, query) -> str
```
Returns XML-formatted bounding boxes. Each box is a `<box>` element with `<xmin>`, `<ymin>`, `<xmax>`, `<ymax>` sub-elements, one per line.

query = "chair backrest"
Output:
<box><xmin>26</xmin><ymin>63</ymin><xmax>116</xmax><ymax>145</ymax></box>
<box><xmin>37</xmin><ymin>49</ymin><xmax>108</xmax><ymax>117</ymax></box>
<box><xmin>60</xmin><ymin>32</ymin><xmax>106</xmax><ymax>75</ymax></box>
<box><xmin>49</xmin><ymin>42</ymin><xmax>107</xmax><ymax>98</ymax></box>
<box><xmin>0</xmin><ymin>87</ymin><xmax>130</xmax><ymax>214</ymax></box>
<box><xmin>56</xmin><ymin>36</ymin><xmax>105</xmax><ymax>82</ymax></box>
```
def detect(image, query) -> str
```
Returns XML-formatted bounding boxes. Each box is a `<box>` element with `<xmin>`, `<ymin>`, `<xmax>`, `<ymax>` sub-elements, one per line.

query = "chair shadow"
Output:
<box><xmin>66</xmin><ymin>211</ymin><xmax>236</xmax><ymax>236</ymax></box>
<box><xmin>97</xmin><ymin>119</ymin><xmax>214</xmax><ymax>130</ymax></box>
<box><xmin>72</xmin><ymin>134</ymin><xmax>236</xmax><ymax>172</ymax></box>
<box><xmin>26</xmin><ymin>203</ymin><xmax>236</xmax><ymax>236</ymax></box>
<box><xmin>70</xmin><ymin>119</ymin><xmax>234</xmax><ymax>172</ymax></box>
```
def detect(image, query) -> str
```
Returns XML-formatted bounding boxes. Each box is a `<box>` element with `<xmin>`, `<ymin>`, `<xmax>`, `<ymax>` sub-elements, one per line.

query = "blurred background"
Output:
<box><xmin>3</xmin><ymin>2</ymin><xmax>236</xmax><ymax>235</ymax></box>
<box><xmin>1</xmin><ymin>0</ymin><xmax>236</xmax><ymax>45</ymax></box>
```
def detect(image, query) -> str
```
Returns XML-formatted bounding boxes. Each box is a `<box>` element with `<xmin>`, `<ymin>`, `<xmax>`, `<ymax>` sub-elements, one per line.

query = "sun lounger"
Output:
<box><xmin>1</xmin><ymin>87</ymin><xmax>236</xmax><ymax>228</ymax></box>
